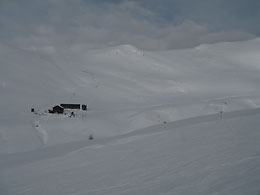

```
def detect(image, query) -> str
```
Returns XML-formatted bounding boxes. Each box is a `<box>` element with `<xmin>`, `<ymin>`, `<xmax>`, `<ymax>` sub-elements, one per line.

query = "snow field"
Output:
<box><xmin>1</xmin><ymin>38</ymin><xmax>260</xmax><ymax>194</ymax></box>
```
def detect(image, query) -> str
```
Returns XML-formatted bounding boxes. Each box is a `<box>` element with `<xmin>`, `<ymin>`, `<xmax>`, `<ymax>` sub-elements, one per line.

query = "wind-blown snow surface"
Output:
<box><xmin>1</xmin><ymin>39</ymin><xmax>260</xmax><ymax>194</ymax></box>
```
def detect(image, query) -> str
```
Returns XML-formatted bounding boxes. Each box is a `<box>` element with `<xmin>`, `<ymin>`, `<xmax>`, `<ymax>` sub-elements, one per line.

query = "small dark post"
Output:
<box><xmin>82</xmin><ymin>104</ymin><xmax>87</xmax><ymax>111</ymax></box>
<box><xmin>220</xmin><ymin>110</ymin><xmax>223</xmax><ymax>117</ymax></box>
<box><xmin>89</xmin><ymin>134</ymin><xmax>94</xmax><ymax>140</ymax></box>
<box><xmin>31</xmin><ymin>108</ymin><xmax>35</xmax><ymax>113</ymax></box>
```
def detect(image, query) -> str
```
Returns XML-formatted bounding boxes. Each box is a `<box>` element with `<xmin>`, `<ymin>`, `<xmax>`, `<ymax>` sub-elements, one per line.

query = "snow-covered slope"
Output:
<box><xmin>1</xmin><ymin>38</ymin><xmax>260</xmax><ymax>194</ymax></box>
<box><xmin>1</xmin><ymin>108</ymin><xmax>260</xmax><ymax>195</ymax></box>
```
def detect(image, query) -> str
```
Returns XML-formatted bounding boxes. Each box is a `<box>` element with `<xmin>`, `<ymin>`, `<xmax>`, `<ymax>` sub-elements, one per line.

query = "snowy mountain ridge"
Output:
<box><xmin>1</xmin><ymin>39</ymin><xmax>260</xmax><ymax>194</ymax></box>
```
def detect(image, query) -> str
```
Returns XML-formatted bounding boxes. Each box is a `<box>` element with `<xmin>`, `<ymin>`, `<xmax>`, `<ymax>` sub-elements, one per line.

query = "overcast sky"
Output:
<box><xmin>0</xmin><ymin>0</ymin><xmax>259</xmax><ymax>51</ymax></box>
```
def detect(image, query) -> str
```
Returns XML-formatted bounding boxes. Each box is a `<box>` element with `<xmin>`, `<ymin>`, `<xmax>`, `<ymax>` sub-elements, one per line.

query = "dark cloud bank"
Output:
<box><xmin>0</xmin><ymin>0</ymin><xmax>259</xmax><ymax>51</ymax></box>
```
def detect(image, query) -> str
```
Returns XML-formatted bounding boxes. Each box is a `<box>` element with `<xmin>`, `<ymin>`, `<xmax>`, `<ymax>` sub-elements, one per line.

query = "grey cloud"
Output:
<box><xmin>0</xmin><ymin>0</ymin><xmax>257</xmax><ymax>51</ymax></box>
<box><xmin>147</xmin><ymin>0</ymin><xmax>260</xmax><ymax>35</ymax></box>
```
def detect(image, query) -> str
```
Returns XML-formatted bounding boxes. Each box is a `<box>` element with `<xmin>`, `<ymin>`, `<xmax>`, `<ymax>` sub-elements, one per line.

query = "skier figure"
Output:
<box><xmin>70</xmin><ymin>111</ymin><xmax>75</xmax><ymax>117</ymax></box>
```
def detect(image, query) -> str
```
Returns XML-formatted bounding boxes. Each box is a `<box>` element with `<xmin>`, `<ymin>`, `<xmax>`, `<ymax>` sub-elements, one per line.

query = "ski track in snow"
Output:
<box><xmin>67</xmin><ymin>183</ymin><xmax>130</xmax><ymax>195</ymax></box>
<box><xmin>219</xmin><ymin>155</ymin><xmax>260</xmax><ymax>167</ymax></box>
<box><xmin>85</xmin><ymin>93</ymin><xmax>260</xmax><ymax>115</ymax></box>
<box><xmin>201</xmin><ymin>155</ymin><xmax>260</xmax><ymax>172</ymax></box>
<box><xmin>1</xmin><ymin>107</ymin><xmax>260</xmax><ymax>170</ymax></box>
<box><xmin>33</xmin><ymin>121</ymin><xmax>48</xmax><ymax>147</ymax></box>
<box><xmin>204</xmin><ymin>93</ymin><xmax>260</xmax><ymax>102</ymax></box>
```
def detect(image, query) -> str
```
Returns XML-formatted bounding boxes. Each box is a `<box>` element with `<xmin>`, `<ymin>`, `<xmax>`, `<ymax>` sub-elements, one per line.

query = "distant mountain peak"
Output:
<box><xmin>104</xmin><ymin>44</ymin><xmax>144</xmax><ymax>57</ymax></box>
